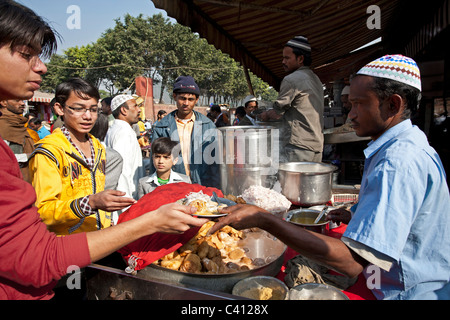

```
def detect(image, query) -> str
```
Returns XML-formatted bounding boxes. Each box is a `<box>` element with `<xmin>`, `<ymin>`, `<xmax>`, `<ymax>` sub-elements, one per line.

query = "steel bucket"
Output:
<box><xmin>217</xmin><ymin>126</ymin><xmax>279</xmax><ymax>196</ymax></box>
<box><xmin>278</xmin><ymin>162</ymin><xmax>337</xmax><ymax>206</ymax></box>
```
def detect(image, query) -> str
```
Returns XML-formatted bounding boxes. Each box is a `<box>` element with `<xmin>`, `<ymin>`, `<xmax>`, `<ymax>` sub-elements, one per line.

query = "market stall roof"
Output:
<box><xmin>151</xmin><ymin>0</ymin><xmax>446</xmax><ymax>89</ymax></box>
<box><xmin>28</xmin><ymin>91</ymin><xmax>54</xmax><ymax>103</ymax></box>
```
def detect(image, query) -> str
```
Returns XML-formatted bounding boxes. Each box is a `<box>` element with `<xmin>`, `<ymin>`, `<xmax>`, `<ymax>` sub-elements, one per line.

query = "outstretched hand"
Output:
<box><xmin>88</xmin><ymin>189</ymin><xmax>136</xmax><ymax>212</ymax></box>
<box><xmin>325</xmin><ymin>208</ymin><xmax>352</xmax><ymax>225</ymax></box>
<box><xmin>147</xmin><ymin>202</ymin><xmax>208</xmax><ymax>234</ymax></box>
<box><xmin>207</xmin><ymin>204</ymin><xmax>270</xmax><ymax>235</ymax></box>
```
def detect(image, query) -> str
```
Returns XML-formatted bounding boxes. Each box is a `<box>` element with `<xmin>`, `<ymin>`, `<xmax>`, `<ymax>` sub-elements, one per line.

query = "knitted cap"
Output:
<box><xmin>173</xmin><ymin>76</ymin><xmax>200</xmax><ymax>95</ymax></box>
<box><xmin>285</xmin><ymin>36</ymin><xmax>311</xmax><ymax>52</ymax></box>
<box><xmin>356</xmin><ymin>54</ymin><xmax>421</xmax><ymax>91</ymax></box>
<box><xmin>111</xmin><ymin>94</ymin><xmax>135</xmax><ymax>112</ymax></box>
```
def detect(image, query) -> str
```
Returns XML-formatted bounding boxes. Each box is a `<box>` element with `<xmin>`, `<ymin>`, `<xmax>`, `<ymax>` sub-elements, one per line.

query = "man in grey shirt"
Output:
<box><xmin>261</xmin><ymin>36</ymin><xmax>324</xmax><ymax>163</ymax></box>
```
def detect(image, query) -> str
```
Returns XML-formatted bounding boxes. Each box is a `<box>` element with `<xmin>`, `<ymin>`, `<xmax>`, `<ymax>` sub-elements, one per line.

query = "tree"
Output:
<box><xmin>41</xmin><ymin>44</ymin><xmax>96</xmax><ymax>92</ymax></box>
<box><xmin>40</xmin><ymin>13</ymin><xmax>278</xmax><ymax>105</ymax></box>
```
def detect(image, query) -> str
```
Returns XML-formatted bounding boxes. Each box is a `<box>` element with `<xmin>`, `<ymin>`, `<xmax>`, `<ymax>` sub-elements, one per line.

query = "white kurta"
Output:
<box><xmin>105</xmin><ymin>119</ymin><xmax>144</xmax><ymax>200</ymax></box>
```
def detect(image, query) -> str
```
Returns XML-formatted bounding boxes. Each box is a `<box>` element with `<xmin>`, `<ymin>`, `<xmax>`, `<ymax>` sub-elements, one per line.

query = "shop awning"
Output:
<box><xmin>28</xmin><ymin>91</ymin><xmax>54</xmax><ymax>103</ymax></box>
<box><xmin>151</xmin><ymin>0</ymin><xmax>447</xmax><ymax>88</ymax></box>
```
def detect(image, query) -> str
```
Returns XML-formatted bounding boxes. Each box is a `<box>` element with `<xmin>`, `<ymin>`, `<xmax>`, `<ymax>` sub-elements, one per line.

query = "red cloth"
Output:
<box><xmin>0</xmin><ymin>139</ymin><xmax>91</xmax><ymax>300</ymax></box>
<box><xmin>117</xmin><ymin>183</ymin><xmax>223</xmax><ymax>271</ymax></box>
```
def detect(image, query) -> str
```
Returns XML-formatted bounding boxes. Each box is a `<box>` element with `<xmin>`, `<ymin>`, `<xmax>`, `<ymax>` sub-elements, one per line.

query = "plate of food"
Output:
<box><xmin>177</xmin><ymin>191</ymin><xmax>236</xmax><ymax>218</ymax></box>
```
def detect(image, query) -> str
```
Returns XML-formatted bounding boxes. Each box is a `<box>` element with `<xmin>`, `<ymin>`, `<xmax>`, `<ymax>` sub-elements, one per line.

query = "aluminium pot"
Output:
<box><xmin>217</xmin><ymin>126</ymin><xmax>278</xmax><ymax>195</ymax></box>
<box><xmin>278</xmin><ymin>162</ymin><xmax>337</xmax><ymax>206</ymax></box>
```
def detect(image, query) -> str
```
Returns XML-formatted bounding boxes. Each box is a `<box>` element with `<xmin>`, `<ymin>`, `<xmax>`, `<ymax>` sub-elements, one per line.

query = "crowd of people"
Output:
<box><xmin>0</xmin><ymin>0</ymin><xmax>449</xmax><ymax>301</ymax></box>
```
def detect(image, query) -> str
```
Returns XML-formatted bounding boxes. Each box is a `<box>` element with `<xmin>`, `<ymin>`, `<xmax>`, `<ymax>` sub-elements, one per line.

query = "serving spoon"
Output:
<box><xmin>314</xmin><ymin>206</ymin><xmax>328</xmax><ymax>224</ymax></box>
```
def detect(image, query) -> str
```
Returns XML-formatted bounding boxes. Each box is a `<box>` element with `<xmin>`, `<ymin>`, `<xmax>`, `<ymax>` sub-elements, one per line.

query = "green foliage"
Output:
<box><xmin>41</xmin><ymin>13</ymin><xmax>278</xmax><ymax>105</ymax></box>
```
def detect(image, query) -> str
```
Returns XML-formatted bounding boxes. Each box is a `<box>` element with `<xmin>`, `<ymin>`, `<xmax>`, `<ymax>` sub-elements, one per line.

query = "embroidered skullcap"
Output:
<box><xmin>356</xmin><ymin>54</ymin><xmax>421</xmax><ymax>91</ymax></box>
<box><xmin>111</xmin><ymin>94</ymin><xmax>135</xmax><ymax>112</ymax></box>
<box><xmin>285</xmin><ymin>36</ymin><xmax>311</xmax><ymax>52</ymax></box>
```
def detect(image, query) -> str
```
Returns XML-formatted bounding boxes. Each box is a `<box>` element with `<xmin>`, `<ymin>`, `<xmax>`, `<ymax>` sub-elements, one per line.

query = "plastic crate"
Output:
<box><xmin>331</xmin><ymin>193</ymin><xmax>358</xmax><ymax>205</ymax></box>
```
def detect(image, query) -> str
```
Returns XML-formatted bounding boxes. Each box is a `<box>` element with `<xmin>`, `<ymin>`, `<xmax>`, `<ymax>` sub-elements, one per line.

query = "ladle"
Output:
<box><xmin>314</xmin><ymin>206</ymin><xmax>328</xmax><ymax>224</ymax></box>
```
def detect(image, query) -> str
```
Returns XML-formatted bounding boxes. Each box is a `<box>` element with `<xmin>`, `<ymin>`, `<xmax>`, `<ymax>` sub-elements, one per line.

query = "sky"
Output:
<box><xmin>17</xmin><ymin>0</ymin><xmax>170</xmax><ymax>54</ymax></box>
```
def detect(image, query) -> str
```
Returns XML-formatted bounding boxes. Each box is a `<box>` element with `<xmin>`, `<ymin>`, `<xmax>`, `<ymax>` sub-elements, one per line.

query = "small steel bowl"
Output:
<box><xmin>232</xmin><ymin>276</ymin><xmax>289</xmax><ymax>300</ymax></box>
<box><xmin>285</xmin><ymin>209</ymin><xmax>329</xmax><ymax>233</ymax></box>
<box><xmin>289</xmin><ymin>283</ymin><xmax>349</xmax><ymax>300</ymax></box>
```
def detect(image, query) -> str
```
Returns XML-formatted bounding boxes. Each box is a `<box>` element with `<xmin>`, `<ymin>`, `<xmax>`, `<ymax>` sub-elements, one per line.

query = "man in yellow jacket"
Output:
<box><xmin>29</xmin><ymin>78</ymin><xmax>136</xmax><ymax>235</ymax></box>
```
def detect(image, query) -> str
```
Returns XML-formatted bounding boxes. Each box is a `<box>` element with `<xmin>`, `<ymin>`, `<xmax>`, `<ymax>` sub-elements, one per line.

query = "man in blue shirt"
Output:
<box><xmin>151</xmin><ymin>76</ymin><xmax>220</xmax><ymax>188</ymax></box>
<box><xmin>209</xmin><ymin>55</ymin><xmax>450</xmax><ymax>299</ymax></box>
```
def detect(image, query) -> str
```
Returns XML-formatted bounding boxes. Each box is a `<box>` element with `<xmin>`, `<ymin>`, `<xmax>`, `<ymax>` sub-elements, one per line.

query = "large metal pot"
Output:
<box><xmin>138</xmin><ymin>230</ymin><xmax>286</xmax><ymax>293</ymax></box>
<box><xmin>278</xmin><ymin>162</ymin><xmax>337</xmax><ymax>206</ymax></box>
<box><xmin>217</xmin><ymin>126</ymin><xmax>279</xmax><ymax>195</ymax></box>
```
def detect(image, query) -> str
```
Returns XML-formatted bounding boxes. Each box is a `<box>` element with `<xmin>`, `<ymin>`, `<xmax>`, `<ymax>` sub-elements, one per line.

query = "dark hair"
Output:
<box><xmin>157</xmin><ymin>110</ymin><xmax>167</xmax><ymax>116</ymax></box>
<box><xmin>210</xmin><ymin>105</ymin><xmax>221</xmax><ymax>113</ymax></box>
<box><xmin>0</xmin><ymin>0</ymin><xmax>58</xmax><ymax>59</ymax></box>
<box><xmin>285</xmin><ymin>45</ymin><xmax>312</xmax><ymax>66</ymax></box>
<box><xmin>102</xmin><ymin>97</ymin><xmax>112</xmax><ymax>106</ymax></box>
<box><xmin>235</xmin><ymin>106</ymin><xmax>246</xmax><ymax>117</ymax></box>
<box><xmin>151</xmin><ymin>137</ymin><xmax>180</xmax><ymax>158</ymax></box>
<box><xmin>244</xmin><ymin>100</ymin><xmax>258</xmax><ymax>108</ymax></box>
<box><xmin>29</xmin><ymin>117</ymin><xmax>42</xmax><ymax>126</ymax></box>
<box><xmin>90</xmin><ymin>113</ymin><xmax>109</xmax><ymax>141</ymax></box>
<box><xmin>354</xmin><ymin>75</ymin><xmax>422</xmax><ymax>120</ymax></box>
<box><xmin>55</xmin><ymin>77</ymin><xmax>100</xmax><ymax>106</ymax></box>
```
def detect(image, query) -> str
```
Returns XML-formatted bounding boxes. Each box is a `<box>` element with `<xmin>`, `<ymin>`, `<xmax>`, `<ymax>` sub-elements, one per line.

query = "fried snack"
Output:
<box><xmin>236</xmin><ymin>197</ymin><xmax>247</xmax><ymax>204</ymax></box>
<box><xmin>160</xmin><ymin>258</ymin><xmax>183</xmax><ymax>270</ymax></box>
<box><xmin>202</xmin><ymin>257</ymin><xmax>219</xmax><ymax>273</ymax></box>
<box><xmin>225</xmin><ymin>194</ymin><xmax>247</xmax><ymax>204</ymax></box>
<box><xmin>180</xmin><ymin>253</ymin><xmax>202</xmax><ymax>273</ymax></box>
<box><xmin>228</xmin><ymin>248</ymin><xmax>245</xmax><ymax>260</ymax></box>
<box><xmin>155</xmin><ymin>221</ymin><xmax>262</xmax><ymax>274</ymax></box>
<box><xmin>241</xmin><ymin>287</ymin><xmax>274</xmax><ymax>300</ymax></box>
<box><xmin>197</xmin><ymin>240</ymin><xmax>213</xmax><ymax>259</ymax></box>
<box><xmin>240</xmin><ymin>256</ymin><xmax>252</xmax><ymax>266</ymax></box>
<box><xmin>189</xmin><ymin>199</ymin><xmax>210</xmax><ymax>215</ymax></box>
<box><xmin>225</xmin><ymin>194</ymin><xmax>237</xmax><ymax>202</ymax></box>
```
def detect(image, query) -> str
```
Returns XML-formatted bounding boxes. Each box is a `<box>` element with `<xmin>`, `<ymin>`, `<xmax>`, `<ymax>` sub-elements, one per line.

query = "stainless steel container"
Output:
<box><xmin>278</xmin><ymin>162</ymin><xmax>337</xmax><ymax>206</ymax></box>
<box><xmin>217</xmin><ymin>126</ymin><xmax>279</xmax><ymax>195</ymax></box>
<box><xmin>285</xmin><ymin>208</ymin><xmax>329</xmax><ymax>234</ymax></box>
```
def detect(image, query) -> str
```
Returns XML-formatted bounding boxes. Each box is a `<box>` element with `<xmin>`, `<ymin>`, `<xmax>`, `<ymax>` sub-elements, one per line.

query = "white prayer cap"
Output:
<box><xmin>111</xmin><ymin>94</ymin><xmax>135</xmax><ymax>112</ymax></box>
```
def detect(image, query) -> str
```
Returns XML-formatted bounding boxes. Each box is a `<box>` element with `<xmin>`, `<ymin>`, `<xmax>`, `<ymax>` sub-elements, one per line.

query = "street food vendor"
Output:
<box><xmin>211</xmin><ymin>55</ymin><xmax>450</xmax><ymax>300</ymax></box>
<box><xmin>259</xmin><ymin>36</ymin><xmax>324</xmax><ymax>163</ymax></box>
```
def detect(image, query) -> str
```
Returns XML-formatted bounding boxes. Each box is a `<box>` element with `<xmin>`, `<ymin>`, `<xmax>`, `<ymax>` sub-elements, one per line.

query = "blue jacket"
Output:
<box><xmin>151</xmin><ymin>110</ymin><xmax>220</xmax><ymax>188</ymax></box>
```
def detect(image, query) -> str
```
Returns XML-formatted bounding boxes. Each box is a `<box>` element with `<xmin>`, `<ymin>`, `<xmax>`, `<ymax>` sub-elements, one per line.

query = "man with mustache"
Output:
<box><xmin>260</xmin><ymin>36</ymin><xmax>324</xmax><ymax>163</ymax></box>
<box><xmin>211</xmin><ymin>55</ymin><xmax>450</xmax><ymax>300</ymax></box>
<box><xmin>0</xmin><ymin>98</ymin><xmax>35</xmax><ymax>183</ymax></box>
<box><xmin>105</xmin><ymin>94</ymin><xmax>146</xmax><ymax>202</ymax></box>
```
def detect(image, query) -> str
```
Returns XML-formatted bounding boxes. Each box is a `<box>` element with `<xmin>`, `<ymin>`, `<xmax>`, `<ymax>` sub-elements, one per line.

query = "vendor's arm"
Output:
<box><xmin>260</xmin><ymin>78</ymin><xmax>295</xmax><ymax>121</ymax></box>
<box><xmin>210</xmin><ymin>204</ymin><xmax>368</xmax><ymax>278</ymax></box>
<box><xmin>86</xmin><ymin>203</ymin><xmax>207</xmax><ymax>261</ymax></box>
